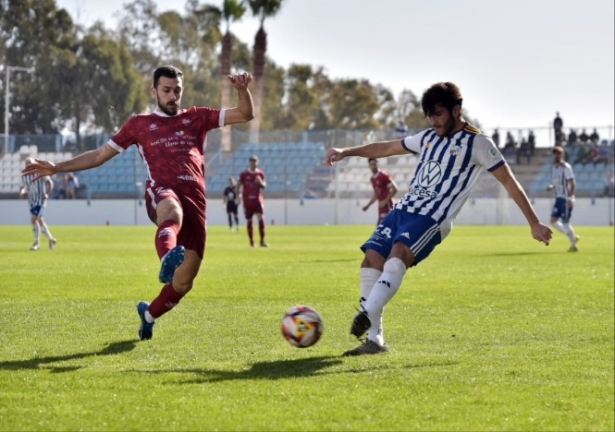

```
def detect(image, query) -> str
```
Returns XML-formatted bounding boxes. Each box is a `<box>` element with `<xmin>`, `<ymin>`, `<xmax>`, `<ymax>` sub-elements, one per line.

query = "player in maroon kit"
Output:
<box><xmin>22</xmin><ymin>65</ymin><xmax>254</xmax><ymax>340</ymax></box>
<box><xmin>362</xmin><ymin>158</ymin><xmax>398</xmax><ymax>224</ymax></box>
<box><xmin>237</xmin><ymin>155</ymin><xmax>268</xmax><ymax>247</ymax></box>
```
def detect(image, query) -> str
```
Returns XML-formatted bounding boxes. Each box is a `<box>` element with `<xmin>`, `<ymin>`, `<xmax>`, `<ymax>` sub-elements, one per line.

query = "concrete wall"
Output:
<box><xmin>1</xmin><ymin>198</ymin><xmax>613</xmax><ymax>226</ymax></box>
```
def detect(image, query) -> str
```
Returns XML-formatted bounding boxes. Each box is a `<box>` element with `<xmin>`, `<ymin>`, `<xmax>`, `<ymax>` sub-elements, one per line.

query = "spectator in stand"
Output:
<box><xmin>603</xmin><ymin>171</ymin><xmax>614</xmax><ymax>197</ymax></box>
<box><xmin>567</xmin><ymin>129</ymin><xmax>578</xmax><ymax>146</ymax></box>
<box><xmin>528</xmin><ymin>129</ymin><xmax>536</xmax><ymax>156</ymax></box>
<box><xmin>492</xmin><ymin>128</ymin><xmax>500</xmax><ymax>149</ymax></box>
<box><xmin>579</xmin><ymin>129</ymin><xmax>589</xmax><ymax>143</ymax></box>
<box><xmin>590</xmin><ymin>128</ymin><xmax>600</xmax><ymax>143</ymax></box>
<box><xmin>517</xmin><ymin>137</ymin><xmax>531</xmax><ymax>165</ymax></box>
<box><xmin>504</xmin><ymin>131</ymin><xmax>516</xmax><ymax>151</ymax></box>
<box><xmin>573</xmin><ymin>142</ymin><xmax>590</xmax><ymax>165</ymax></box>
<box><xmin>592</xmin><ymin>143</ymin><xmax>610</xmax><ymax>165</ymax></box>
<box><xmin>553</xmin><ymin>112</ymin><xmax>564</xmax><ymax>143</ymax></box>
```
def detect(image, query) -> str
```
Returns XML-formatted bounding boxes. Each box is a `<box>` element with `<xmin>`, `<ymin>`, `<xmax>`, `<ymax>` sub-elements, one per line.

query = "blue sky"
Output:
<box><xmin>57</xmin><ymin>0</ymin><xmax>614</xmax><ymax>141</ymax></box>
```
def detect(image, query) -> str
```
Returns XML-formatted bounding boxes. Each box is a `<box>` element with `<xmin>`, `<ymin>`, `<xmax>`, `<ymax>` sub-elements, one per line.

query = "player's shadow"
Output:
<box><xmin>161</xmin><ymin>356</ymin><xmax>343</xmax><ymax>384</ymax></box>
<box><xmin>485</xmin><ymin>251</ymin><xmax>551</xmax><ymax>257</ymax></box>
<box><xmin>0</xmin><ymin>340</ymin><xmax>138</xmax><ymax>373</ymax></box>
<box><xmin>298</xmin><ymin>258</ymin><xmax>358</xmax><ymax>264</ymax></box>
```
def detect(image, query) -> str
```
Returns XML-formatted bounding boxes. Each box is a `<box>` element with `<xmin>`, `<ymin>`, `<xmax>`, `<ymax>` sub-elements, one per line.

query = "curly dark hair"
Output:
<box><xmin>153</xmin><ymin>65</ymin><xmax>184</xmax><ymax>88</ymax></box>
<box><xmin>421</xmin><ymin>82</ymin><xmax>463</xmax><ymax>116</ymax></box>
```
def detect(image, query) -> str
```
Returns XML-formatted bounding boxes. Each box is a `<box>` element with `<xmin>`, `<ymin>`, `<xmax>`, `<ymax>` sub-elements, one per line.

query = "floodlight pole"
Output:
<box><xmin>3</xmin><ymin>65</ymin><xmax>35</xmax><ymax>154</ymax></box>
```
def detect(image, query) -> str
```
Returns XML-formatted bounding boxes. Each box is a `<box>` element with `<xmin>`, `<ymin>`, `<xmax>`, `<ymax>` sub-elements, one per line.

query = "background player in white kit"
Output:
<box><xmin>546</xmin><ymin>146</ymin><xmax>579</xmax><ymax>251</ymax></box>
<box><xmin>20</xmin><ymin>157</ymin><xmax>57</xmax><ymax>251</ymax></box>
<box><xmin>326</xmin><ymin>82</ymin><xmax>553</xmax><ymax>356</ymax></box>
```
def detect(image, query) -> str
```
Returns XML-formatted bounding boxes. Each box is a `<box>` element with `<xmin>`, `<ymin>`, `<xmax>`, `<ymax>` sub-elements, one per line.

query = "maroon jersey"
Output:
<box><xmin>239</xmin><ymin>169</ymin><xmax>265</xmax><ymax>205</ymax></box>
<box><xmin>108</xmin><ymin>107</ymin><xmax>223</xmax><ymax>199</ymax></box>
<box><xmin>371</xmin><ymin>170</ymin><xmax>395</xmax><ymax>206</ymax></box>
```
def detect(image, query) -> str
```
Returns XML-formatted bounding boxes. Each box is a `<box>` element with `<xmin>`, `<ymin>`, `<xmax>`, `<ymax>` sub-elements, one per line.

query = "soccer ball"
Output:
<box><xmin>281</xmin><ymin>305</ymin><xmax>324</xmax><ymax>348</ymax></box>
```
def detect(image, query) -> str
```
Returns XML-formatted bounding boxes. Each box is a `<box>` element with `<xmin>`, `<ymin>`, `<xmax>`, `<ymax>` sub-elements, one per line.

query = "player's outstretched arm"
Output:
<box><xmin>491</xmin><ymin>163</ymin><xmax>553</xmax><ymax>245</ymax></box>
<box><xmin>326</xmin><ymin>139</ymin><xmax>407</xmax><ymax>166</ymax></box>
<box><xmin>22</xmin><ymin>144</ymin><xmax>119</xmax><ymax>181</ymax></box>
<box><xmin>225</xmin><ymin>72</ymin><xmax>255</xmax><ymax>126</ymax></box>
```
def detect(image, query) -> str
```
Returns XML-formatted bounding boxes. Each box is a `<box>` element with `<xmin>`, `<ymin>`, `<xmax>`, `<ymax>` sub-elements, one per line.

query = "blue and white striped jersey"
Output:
<box><xmin>398</xmin><ymin>123</ymin><xmax>505</xmax><ymax>223</ymax></box>
<box><xmin>550</xmin><ymin>162</ymin><xmax>574</xmax><ymax>199</ymax></box>
<box><xmin>21</xmin><ymin>174</ymin><xmax>51</xmax><ymax>207</ymax></box>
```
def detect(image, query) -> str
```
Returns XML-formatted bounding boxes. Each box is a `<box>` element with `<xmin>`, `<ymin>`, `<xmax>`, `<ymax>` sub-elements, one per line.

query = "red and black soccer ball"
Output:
<box><xmin>281</xmin><ymin>305</ymin><xmax>324</xmax><ymax>348</ymax></box>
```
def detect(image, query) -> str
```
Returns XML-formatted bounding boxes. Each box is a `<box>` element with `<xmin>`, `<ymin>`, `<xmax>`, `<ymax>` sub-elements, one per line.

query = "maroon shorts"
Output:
<box><xmin>243</xmin><ymin>200</ymin><xmax>264</xmax><ymax>219</ymax></box>
<box><xmin>146</xmin><ymin>187</ymin><xmax>207</xmax><ymax>258</ymax></box>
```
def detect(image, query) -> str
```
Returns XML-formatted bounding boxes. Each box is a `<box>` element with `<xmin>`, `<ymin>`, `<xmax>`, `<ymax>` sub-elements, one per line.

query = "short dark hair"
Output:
<box><xmin>367</xmin><ymin>158</ymin><xmax>377</xmax><ymax>163</ymax></box>
<box><xmin>249</xmin><ymin>155</ymin><xmax>258</xmax><ymax>162</ymax></box>
<box><xmin>153</xmin><ymin>65</ymin><xmax>184</xmax><ymax>88</ymax></box>
<box><xmin>421</xmin><ymin>82</ymin><xmax>463</xmax><ymax>116</ymax></box>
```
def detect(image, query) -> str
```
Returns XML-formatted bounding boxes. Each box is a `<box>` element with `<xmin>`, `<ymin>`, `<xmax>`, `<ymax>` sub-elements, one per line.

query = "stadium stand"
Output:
<box><xmin>1</xmin><ymin>137</ymin><xmax>612</xmax><ymax>200</ymax></box>
<box><xmin>206</xmin><ymin>142</ymin><xmax>327</xmax><ymax>196</ymax></box>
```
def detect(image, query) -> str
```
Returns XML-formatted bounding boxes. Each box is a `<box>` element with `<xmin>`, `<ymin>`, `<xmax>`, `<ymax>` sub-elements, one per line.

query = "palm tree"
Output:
<box><xmin>247</xmin><ymin>0</ymin><xmax>283</xmax><ymax>143</ymax></box>
<box><xmin>205</xmin><ymin>0</ymin><xmax>246</xmax><ymax>151</ymax></box>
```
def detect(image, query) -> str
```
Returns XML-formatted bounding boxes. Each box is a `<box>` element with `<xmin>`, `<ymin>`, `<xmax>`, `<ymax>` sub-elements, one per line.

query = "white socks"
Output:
<box><xmin>39</xmin><ymin>222</ymin><xmax>53</xmax><ymax>240</ymax></box>
<box><xmin>551</xmin><ymin>220</ymin><xmax>566</xmax><ymax>235</ymax></box>
<box><xmin>32</xmin><ymin>222</ymin><xmax>40</xmax><ymax>244</ymax></box>
<box><xmin>562</xmin><ymin>222</ymin><xmax>577</xmax><ymax>245</ymax></box>
<box><xmin>363</xmin><ymin>258</ymin><xmax>407</xmax><ymax>345</ymax></box>
<box><xmin>360</xmin><ymin>268</ymin><xmax>383</xmax><ymax>344</ymax></box>
<box><xmin>552</xmin><ymin>220</ymin><xmax>577</xmax><ymax>245</ymax></box>
<box><xmin>144</xmin><ymin>310</ymin><xmax>155</xmax><ymax>323</ymax></box>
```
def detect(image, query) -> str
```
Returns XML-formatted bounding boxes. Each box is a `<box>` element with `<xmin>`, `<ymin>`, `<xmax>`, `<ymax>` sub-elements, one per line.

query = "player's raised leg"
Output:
<box><xmin>153</xmin><ymin>194</ymin><xmax>185</xmax><ymax>283</ymax></box>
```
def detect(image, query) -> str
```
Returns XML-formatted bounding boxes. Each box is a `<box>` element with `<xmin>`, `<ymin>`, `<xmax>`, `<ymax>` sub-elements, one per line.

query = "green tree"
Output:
<box><xmin>1</xmin><ymin>0</ymin><xmax>75</xmax><ymax>134</ymax></box>
<box><xmin>203</xmin><ymin>0</ymin><xmax>246</xmax><ymax>149</ymax></box>
<box><xmin>50</xmin><ymin>24</ymin><xmax>146</xmax><ymax>150</ymax></box>
<box><xmin>328</xmin><ymin>79</ymin><xmax>380</xmax><ymax>130</ymax></box>
<box><xmin>246</xmin><ymin>0</ymin><xmax>283</xmax><ymax>141</ymax></box>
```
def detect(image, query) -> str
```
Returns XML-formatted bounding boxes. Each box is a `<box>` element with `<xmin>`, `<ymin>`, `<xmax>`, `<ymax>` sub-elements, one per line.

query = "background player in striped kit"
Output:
<box><xmin>362</xmin><ymin>158</ymin><xmax>398</xmax><ymax>225</ymax></box>
<box><xmin>20</xmin><ymin>157</ymin><xmax>57</xmax><ymax>251</ymax></box>
<box><xmin>326</xmin><ymin>82</ymin><xmax>553</xmax><ymax>356</ymax></box>
<box><xmin>546</xmin><ymin>146</ymin><xmax>580</xmax><ymax>251</ymax></box>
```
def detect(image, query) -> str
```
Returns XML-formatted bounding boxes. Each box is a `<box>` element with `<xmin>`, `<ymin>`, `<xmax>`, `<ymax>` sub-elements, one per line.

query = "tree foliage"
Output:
<box><xmin>0</xmin><ymin>0</ymin><xmax>481</xmax><ymax>139</ymax></box>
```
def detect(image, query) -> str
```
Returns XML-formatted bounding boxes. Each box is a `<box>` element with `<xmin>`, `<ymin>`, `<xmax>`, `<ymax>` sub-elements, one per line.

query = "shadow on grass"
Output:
<box><xmin>0</xmin><ymin>340</ymin><xmax>138</xmax><ymax>373</ymax></box>
<box><xmin>144</xmin><ymin>356</ymin><xmax>344</xmax><ymax>384</ymax></box>
<box><xmin>482</xmin><ymin>251</ymin><xmax>552</xmax><ymax>257</ymax></box>
<box><xmin>298</xmin><ymin>258</ymin><xmax>358</xmax><ymax>264</ymax></box>
<box><xmin>140</xmin><ymin>356</ymin><xmax>459</xmax><ymax>384</ymax></box>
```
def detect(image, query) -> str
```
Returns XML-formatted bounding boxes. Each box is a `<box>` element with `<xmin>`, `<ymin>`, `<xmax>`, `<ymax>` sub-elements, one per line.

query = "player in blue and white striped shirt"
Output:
<box><xmin>546</xmin><ymin>146</ymin><xmax>579</xmax><ymax>252</ymax></box>
<box><xmin>20</xmin><ymin>158</ymin><xmax>57</xmax><ymax>251</ymax></box>
<box><xmin>326</xmin><ymin>82</ymin><xmax>553</xmax><ymax>356</ymax></box>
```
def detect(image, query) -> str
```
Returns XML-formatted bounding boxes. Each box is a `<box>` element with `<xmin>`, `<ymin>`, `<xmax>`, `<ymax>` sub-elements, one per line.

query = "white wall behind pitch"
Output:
<box><xmin>0</xmin><ymin>198</ymin><xmax>613</xmax><ymax>226</ymax></box>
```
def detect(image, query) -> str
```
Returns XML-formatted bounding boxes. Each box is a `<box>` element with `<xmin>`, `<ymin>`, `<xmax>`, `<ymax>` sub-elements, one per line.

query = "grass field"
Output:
<box><xmin>0</xmin><ymin>224</ymin><xmax>613</xmax><ymax>431</ymax></box>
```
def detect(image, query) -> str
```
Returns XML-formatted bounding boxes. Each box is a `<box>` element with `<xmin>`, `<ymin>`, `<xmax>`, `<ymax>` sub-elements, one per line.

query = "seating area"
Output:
<box><xmin>326</xmin><ymin>155</ymin><xmax>419</xmax><ymax>196</ymax></box>
<box><xmin>0</xmin><ymin>146</ymin><xmax>73</xmax><ymax>193</ymax></box>
<box><xmin>75</xmin><ymin>146</ymin><xmax>147</xmax><ymax>195</ymax></box>
<box><xmin>527</xmin><ymin>142</ymin><xmax>614</xmax><ymax>197</ymax></box>
<box><xmin>207</xmin><ymin>142</ymin><xmax>326</xmax><ymax>194</ymax></box>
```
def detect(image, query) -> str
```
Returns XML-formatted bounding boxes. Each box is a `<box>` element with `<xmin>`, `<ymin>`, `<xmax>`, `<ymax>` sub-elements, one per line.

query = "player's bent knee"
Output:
<box><xmin>361</xmin><ymin>249</ymin><xmax>385</xmax><ymax>270</ymax></box>
<box><xmin>383</xmin><ymin>257</ymin><xmax>407</xmax><ymax>275</ymax></box>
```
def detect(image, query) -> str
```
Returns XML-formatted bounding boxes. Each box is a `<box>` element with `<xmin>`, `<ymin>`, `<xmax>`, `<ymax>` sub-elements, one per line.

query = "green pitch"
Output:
<box><xmin>0</xmin><ymin>224</ymin><xmax>613</xmax><ymax>431</ymax></box>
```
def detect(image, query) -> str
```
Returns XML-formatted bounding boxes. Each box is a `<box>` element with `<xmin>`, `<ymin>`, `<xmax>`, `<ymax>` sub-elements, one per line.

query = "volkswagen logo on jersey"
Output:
<box><xmin>417</xmin><ymin>161</ymin><xmax>442</xmax><ymax>188</ymax></box>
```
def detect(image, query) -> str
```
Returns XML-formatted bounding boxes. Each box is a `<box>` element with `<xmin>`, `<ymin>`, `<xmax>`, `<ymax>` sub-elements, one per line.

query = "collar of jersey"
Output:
<box><xmin>153</xmin><ymin>109</ymin><xmax>179</xmax><ymax>118</ymax></box>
